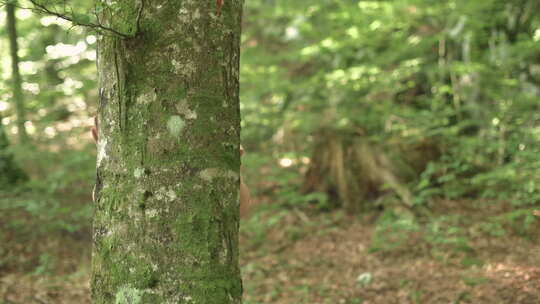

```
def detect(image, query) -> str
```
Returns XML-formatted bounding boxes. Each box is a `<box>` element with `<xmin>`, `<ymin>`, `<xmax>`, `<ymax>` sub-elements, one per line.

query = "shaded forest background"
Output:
<box><xmin>1</xmin><ymin>0</ymin><xmax>540</xmax><ymax>303</ymax></box>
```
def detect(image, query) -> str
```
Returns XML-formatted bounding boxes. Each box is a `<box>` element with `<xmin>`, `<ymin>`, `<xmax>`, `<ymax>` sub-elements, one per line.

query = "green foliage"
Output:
<box><xmin>241</xmin><ymin>208</ymin><xmax>287</xmax><ymax>249</ymax></box>
<box><xmin>424</xmin><ymin>215</ymin><xmax>474</xmax><ymax>256</ymax></box>
<box><xmin>0</xmin><ymin>142</ymin><xmax>94</xmax><ymax>270</ymax></box>
<box><xmin>0</xmin><ymin>3</ymin><xmax>97</xmax><ymax>271</ymax></box>
<box><xmin>31</xmin><ymin>253</ymin><xmax>55</xmax><ymax>276</ymax></box>
<box><xmin>370</xmin><ymin>210</ymin><xmax>420</xmax><ymax>253</ymax></box>
<box><xmin>0</xmin><ymin>127</ymin><xmax>27</xmax><ymax>189</ymax></box>
<box><xmin>241</xmin><ymin>0</ymin><xmax>540</xmax><ymax>252</ymax></box>
<box><xmin>0</xmin><ymin>0</ymin><xmax>539</xmax><ymax>278</ymax></box>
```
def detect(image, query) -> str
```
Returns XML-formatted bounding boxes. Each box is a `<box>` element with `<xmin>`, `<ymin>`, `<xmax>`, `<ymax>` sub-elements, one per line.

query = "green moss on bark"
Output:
<box><xmin>92</xmin><ymin>1</ymin><xmax>243</xmax><ymax>303</ymax></box>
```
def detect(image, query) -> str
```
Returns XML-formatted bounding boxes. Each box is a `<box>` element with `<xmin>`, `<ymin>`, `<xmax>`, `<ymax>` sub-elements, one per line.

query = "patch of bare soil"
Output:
<box><xmin>240</xmin><ymin>209</ymin><xmax>540</xmax><ymax>304</ymax></box>
<box><xmin>0</xmin><ymin>272</ymin><xmax>90</xmax><ymax>304</ymax></box>
<box><xmin>1</xmin><ymin>208</ymin><xmax>539</xmax><ymax>304</ymax></box>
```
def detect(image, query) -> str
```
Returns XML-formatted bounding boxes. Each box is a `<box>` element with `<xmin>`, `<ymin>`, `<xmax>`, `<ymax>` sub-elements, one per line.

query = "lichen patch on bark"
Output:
<box><xmin>166</xmin><ymin>115</ymin><xmax>185</xmax><ymax>137</ymax></box>
<box><xmin>176</xmin><ymin>100</ymin><xmax>198</xmax><ymax>120</ymax></box>
<box><xmin>136</xmin><ymin>90</ymin><xmax>157</xmax><ymax>104</ymax></box>
<box><xmin>96</xmin><ymin>137</ymin><xmax>108</xmax><ymax>167</ymax></box>
<box><xmin>134</xmin><ymin>168</ymin><xmax>144</xmax><ymax>179</ymax></box>
<box><xmin>154</xmin><ymin>186</ymin><xmax>178</xmax><ymax>202</ymax></box>
<box><xmin>199</xmin><ymin>168</ymin><xmax>239</xmax><ymax>182</ymax></box>
<box><xmin>115</xmin><ymin>286</ymin><xmax>143</xmax><ymax>304</ymax></box>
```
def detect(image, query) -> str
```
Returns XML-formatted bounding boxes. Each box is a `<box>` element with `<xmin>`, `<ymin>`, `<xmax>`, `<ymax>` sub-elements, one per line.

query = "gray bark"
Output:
<box><xmin>91</xmin><ymin>1</ymin><xmax>244</xmax><ymax>303</ymax></box>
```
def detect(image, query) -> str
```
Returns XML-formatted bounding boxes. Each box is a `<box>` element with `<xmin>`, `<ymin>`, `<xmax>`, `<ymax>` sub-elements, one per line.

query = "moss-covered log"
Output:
<box><xmin>91</xmin><ymin>1</ymin><xmax>244</xmax><ymax>303</ymax></box>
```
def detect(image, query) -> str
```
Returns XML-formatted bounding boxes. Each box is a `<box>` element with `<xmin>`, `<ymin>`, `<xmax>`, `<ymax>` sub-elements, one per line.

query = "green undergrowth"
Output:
<box><xmin>0</xmin><ymin>143</ymin><xmax>95</xmax><ymax>273</ymax></box>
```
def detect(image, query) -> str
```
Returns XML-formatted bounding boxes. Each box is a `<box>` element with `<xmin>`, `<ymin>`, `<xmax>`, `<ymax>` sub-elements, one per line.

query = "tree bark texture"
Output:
<box><xmin>91</xmin><ymin>1</ymin><xmax>243</xmax><ymax>303</ymax></box>
<box><xmin>6</xmin><ymin>2</ymin><xmax>28</xmax><ymax>144</ymax></box>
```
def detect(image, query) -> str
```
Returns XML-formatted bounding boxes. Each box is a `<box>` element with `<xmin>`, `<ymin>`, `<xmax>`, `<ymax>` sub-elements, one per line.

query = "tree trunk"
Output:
<box><xmin>6</xmin><ymin>2</ymin><xmax>28</xmax><ymax>144</ymax></box>
<box><xmin>91</xmin><ymin>1</ymin><xmax>244</xmax><ymax>303</ymax></box>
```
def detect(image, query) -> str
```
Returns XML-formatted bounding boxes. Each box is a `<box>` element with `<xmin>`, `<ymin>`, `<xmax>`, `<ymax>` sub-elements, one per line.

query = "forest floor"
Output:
<box><xmin>1</xmin><ymin>202</ymin><xmax>539</xmax><ymax>304</ymax></box>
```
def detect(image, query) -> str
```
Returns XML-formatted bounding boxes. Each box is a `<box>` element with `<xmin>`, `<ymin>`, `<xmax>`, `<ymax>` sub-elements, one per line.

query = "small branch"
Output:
<box><xmin>93</xmin><ymin>5</ymin><xmax>101</xmax><ymax>27</ymax></box>
<box><xmin>26</xmin><ymin>0</ymin><xmax>133</xmax><ymax>38</ymax></box>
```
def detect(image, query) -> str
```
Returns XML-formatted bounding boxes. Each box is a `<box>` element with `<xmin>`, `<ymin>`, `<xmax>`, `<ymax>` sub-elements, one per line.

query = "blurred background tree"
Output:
<box><xmin>0</xmin><ymin>0</ymin><xmax>97</xmax><ymax>274</ymax></box>
<box><xmin>0</xmin><ymin>0</ymin><xmax>539</xmax><ymax>302</ymax></box>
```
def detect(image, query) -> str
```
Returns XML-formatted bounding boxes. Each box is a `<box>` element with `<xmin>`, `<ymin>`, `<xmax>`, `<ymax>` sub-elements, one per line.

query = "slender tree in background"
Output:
<box><xmin>91</xmin><ymin>1</ymin><xmax>244</xmax><ymax>303</ymax></box>
<box><xmin>6</xmin><ymin>2</ymin><xmax>28</xmax><ymax>144</ymax></box>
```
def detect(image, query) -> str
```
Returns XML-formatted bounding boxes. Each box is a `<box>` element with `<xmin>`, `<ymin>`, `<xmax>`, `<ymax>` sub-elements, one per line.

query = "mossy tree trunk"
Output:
<box><xmin>91</xmin><ymin>1</ymin><xmax>243</xmax><ymax>303</ymax></box>
<box><xmin>6</xmin><ymin>2</ymin><xmax>28</xmax><ymax>144</ymax></box>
